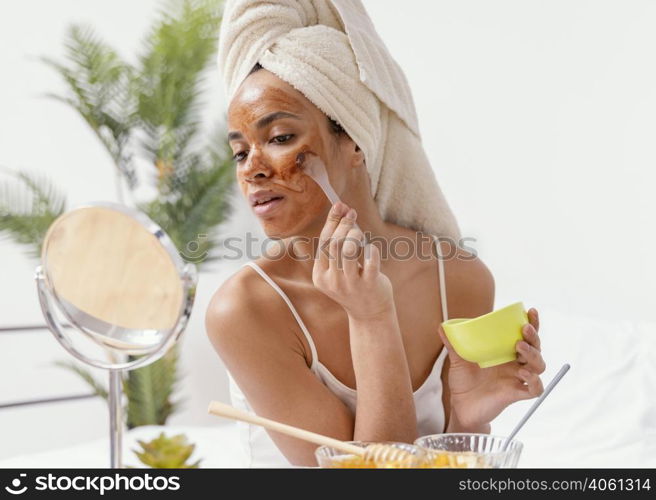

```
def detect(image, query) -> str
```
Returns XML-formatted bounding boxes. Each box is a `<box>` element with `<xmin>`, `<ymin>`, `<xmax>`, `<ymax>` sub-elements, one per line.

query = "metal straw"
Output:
<box><xmin>501</xmin><ymin>363</ymin><xmax>571</xmax><ymax>451</ymax></box>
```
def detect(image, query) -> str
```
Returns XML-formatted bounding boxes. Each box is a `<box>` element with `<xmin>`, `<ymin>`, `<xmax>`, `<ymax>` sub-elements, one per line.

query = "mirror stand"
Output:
<box><xmin>109</xmin><ymin>369</ymin><xmax>123</xmax><ymax>468</ymax></box>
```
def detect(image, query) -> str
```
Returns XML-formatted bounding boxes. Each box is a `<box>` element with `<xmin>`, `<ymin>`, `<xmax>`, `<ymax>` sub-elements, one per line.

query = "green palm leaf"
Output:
<box><xmin>39</xmin><ymin>25</ymin><xmax>137</xmax><ymax>189</ymax></box>
<box><xmin>134</xmin><ymin>0</ymin><xmax>222</xmax><ymax>193</ymax></box>
<box><xmin>141</xmin><ymin>129</ymin><xmax>235</xmax><ymax>265</ymax></box>
<box><xmin>53</xmin><ymin>361</ymin><xmax>108</xmax><ymax>400</ymax></box>
<box><xmin>0</xmin><ymin>167</ymin><xmax>66</xmax><ymax>259</ymax></box>
<box><xmin>8</xmin><ymin>0</ymin><xmax>233</xmax><ymax>429</ymax></box>
<box><xmin>124</xmin><ymin>347</ymin><xmax>182</xmax><ymax>429</ymax></box>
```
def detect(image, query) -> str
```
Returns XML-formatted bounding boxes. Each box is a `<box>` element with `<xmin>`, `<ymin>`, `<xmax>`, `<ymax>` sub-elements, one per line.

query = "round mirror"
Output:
<box><xmin>37</xmin><ymin>202</ymin><xmax>196</xmax><ymax>365</ymax></box>
<box><xmin>35</xmin><ymin>201</ymin><xmax>198</xmax><ymax>468</ymax></box>
<box><xmin>40</xmin><ymin>203</ymin><xmax>190</xmax><ymax>356</ymax></box>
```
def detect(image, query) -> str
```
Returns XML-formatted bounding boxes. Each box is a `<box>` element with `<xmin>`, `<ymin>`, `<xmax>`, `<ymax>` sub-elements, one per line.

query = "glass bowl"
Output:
<box><xmin>414</xmin><ymin>433</ymin><xmax>523</xmax><ymax>468</ymax></box>
<box><xmin>315</xmin><ymin>441</ymin><xmax>427</xmax><ymax>468</ymax></box>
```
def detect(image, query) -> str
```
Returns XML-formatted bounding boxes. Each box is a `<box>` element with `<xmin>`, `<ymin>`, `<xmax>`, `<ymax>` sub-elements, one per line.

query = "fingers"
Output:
<box><xmin>363</xmin><ymin>241</ymin><xmax>381</xmax><ymax>280</ymax></box>
<box><xmin>342</xmin><ymin>226</ymin><xmax>364</xmax><ymax>279</ymax></box>
<box><xmin>522</xmin><ymin>322</ymin><xmax>541</xmax><ymax>351</ymax></box>
<box><xmin>438</xmin><ymin>325</ymin><xmax>465</xmax><ymax>363</ymax></box>
<box><xmin>316</xmin><ymin>202</ymin><xmax>364</xmax><ymax>282</ymax></box>
<box><xmin>516</xmin><ymin>368</ymin><xmax>544</xmax><ymax>399</ymax></box>
<box><xmin>528</xmin><ymin>307</ymin><xmax>540</xmax><ymax>333</ymax></box>
<box><xmin>329</xmin><ymin>208</ymin><xmax>358</xmax><ymax>271</ymax></box>
<box><xmin>499</xmin><ymin>368</ymin><xmax>545</xmax><ymax>407</ymax></box>
<box><xmin>515</xmin><ymin>339</ymin><xmax>546</xmax><ymax>374</ymax></box>
<box><xmin>516</xmin><ymin>311</ymin><xmax>544</xmax><ymax>371</ymax></box>
<box><xmin>317</xmin><ymin>202</ymin><xmax>349</xmax><ymax>270</ymax></box>
<box><xmin>514</xmin><ymin>311</ymin><xmax>546</xmax><ymax>398</ymax></box>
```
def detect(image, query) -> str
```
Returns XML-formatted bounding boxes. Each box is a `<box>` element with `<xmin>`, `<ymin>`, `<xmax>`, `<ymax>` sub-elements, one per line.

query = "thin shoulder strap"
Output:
<box><xmin>434</xmin><ymin>237</ymin><xmax>449</xmax><ymax>321</ymax></box>
<box><xmin>242</xmin><ymin>261</ymin><xmax>319</xmax><ymax>372</ymax></box>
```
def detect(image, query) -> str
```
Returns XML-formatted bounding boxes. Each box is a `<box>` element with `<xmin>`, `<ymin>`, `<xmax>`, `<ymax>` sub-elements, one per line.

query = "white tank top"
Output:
<box><xmin>227</xmin><ymin>239</ymin><xmax>450</xmax><ymax>467</ymax></box>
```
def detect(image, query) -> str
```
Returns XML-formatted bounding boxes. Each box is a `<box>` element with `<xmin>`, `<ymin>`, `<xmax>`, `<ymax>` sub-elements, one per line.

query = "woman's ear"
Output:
<box><xmin>352</xmin><ymin>144</ymin><xmax>366</xmax><ymax>169</ymax></box>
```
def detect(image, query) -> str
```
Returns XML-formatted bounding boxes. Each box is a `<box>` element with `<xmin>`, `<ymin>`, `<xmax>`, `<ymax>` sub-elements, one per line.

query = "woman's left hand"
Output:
<box><xmin>439</xmin><ymin>307</ymin><xmax>546</xmax><ymax>431</ymax></box>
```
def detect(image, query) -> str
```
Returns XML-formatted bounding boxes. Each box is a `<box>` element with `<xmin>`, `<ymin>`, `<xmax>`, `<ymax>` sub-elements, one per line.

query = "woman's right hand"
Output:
<box><xmin>312</xmin><ymin>202</ymin><xmax>395</xmax><ymax>320</ymax></box>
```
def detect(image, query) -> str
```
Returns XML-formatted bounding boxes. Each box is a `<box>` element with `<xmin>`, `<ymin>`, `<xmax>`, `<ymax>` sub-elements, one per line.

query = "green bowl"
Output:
<box><xmin>441</xmin><ymin>302</ymin><xmax>528</xmax><ymax>368</ymax></box>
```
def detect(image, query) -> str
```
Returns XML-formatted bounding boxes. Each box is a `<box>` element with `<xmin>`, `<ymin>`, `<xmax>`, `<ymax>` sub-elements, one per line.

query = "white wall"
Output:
<box><xmin>1</xmin><ymin>0</ymin><xmax>654</xmax><ymax>460</ymax></box>
<box><xmin>366</xmin><ymin>0</ymin><xmax>656</xmax><ymax>320</ymax></box>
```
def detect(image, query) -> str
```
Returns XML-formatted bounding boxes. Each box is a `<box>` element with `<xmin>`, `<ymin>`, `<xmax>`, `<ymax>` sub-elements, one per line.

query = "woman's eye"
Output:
<box><xmin>232</xmin><ymin>135</ymin><xmax>293</xmax><ymax>162</ymax></box>
<box><xmin>232</xmin><ymin>151</ymin><xmax>248</xmax><ymax>162</ymax></box>
<box><xmin>271</xmin><ymin>134</ymin><xmax>294</xmax><ymax>144</ymax></box>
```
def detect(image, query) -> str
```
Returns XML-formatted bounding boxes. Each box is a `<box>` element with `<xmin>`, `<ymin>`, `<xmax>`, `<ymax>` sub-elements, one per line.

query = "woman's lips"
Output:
<box><xmin>252</xmin><ymin>195</ymin><xmax>285</xmax><ymax>216</ymax></box>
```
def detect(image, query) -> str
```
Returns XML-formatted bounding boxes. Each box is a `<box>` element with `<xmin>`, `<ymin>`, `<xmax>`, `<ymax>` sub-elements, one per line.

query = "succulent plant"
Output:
<box><xmin>132</xmin><ymin>432</ymin><xmax>201</xmax><ymax>469</ymax></box>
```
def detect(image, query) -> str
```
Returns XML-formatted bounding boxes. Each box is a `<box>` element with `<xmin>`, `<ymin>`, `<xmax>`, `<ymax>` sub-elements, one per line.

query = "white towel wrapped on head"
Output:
<box><xmin>217</xmin><ymin>0</ymin><xmax>461</xmax><ymax>240</ymax></box>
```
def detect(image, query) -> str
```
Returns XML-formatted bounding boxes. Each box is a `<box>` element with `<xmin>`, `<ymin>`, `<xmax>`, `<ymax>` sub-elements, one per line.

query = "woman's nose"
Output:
<box><xmin>240</xmin><ymin>150</ymin><xmax>272</xmax><ymax>182</ymax></box>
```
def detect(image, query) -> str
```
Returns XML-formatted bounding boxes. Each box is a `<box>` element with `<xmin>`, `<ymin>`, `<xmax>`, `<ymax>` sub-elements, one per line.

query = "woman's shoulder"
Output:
<box><xmin>207</xmin><ymin>262</ymin><xmax>266</xmax><ymax>313</ymax></box>
<box><xmin>404</xmin><ymin>230</ymin><xmax>494</xmax><ymax>318</ymax></box>
<box><xmin>436</xmin><ymin>238</ymin><xmax>495</xmax><ymax>318</ymax></box>
<box><xmin>205</xmin><ymin>260</ymin><xmax>293</xmax><ymax>355</ymax></box>
<box><xmin>407</xmin><ymin>229</ymin><xmax>492</xmax><ymax>279</ymax></box>
<box><xmin>386</xmin><ymin>225</ymin><xmax>494</xmax><ymax>300</ymax></box>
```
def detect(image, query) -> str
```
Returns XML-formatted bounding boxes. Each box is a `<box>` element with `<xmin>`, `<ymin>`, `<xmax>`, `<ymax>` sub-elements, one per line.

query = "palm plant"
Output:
<box><xmin>0</xmin><ymin>0</ymin><xmax>234</xmax><ymax>428</ymax></box>
<box><xmin>0</xmin><ymin>168</ymin><xmax>67</xmax><ymax>258</ymax></box>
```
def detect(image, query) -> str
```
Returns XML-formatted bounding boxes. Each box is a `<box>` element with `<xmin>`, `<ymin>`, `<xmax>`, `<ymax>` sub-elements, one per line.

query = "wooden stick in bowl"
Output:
<box><xmin>207</xmin><ymin>401</ymin><xmax>417</xmax><ymax>466</ymax></box>
<box><xmin>207</xmin><ymin>400</ymin><xmax>365</xmax><ymax>456</ymax></box>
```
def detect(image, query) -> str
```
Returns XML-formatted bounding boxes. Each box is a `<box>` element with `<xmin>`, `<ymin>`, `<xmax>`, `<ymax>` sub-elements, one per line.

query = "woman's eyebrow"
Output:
<box><xmin>228</xmin><ymin>111</ymin><xmax>301</xmax><ymax>141</ymax></box>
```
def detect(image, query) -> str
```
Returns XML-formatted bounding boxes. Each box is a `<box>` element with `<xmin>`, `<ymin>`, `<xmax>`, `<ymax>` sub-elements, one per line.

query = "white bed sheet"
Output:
<box><xmin>490</xmin><ymin>302</ymin><xmax>656</xmax><ymax>467</ymax></box>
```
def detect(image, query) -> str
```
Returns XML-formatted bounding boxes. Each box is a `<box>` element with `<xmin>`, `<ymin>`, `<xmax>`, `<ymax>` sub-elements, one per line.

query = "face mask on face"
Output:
<box><xmin>263</xmin><ymin>144</ymin><xmax>339</xmax><ymax>198</ymax></box>
<box><xmin>264</xmin><ymin>147</ymin><xmax>307</xmax><ymax>193</ymax></box>
<box><xmin>296</xmin><ymin>149</ymin><xmax>364</xmax><ymax>239</ymax></box>
<box><xmin>295</xmin><ymin>150</ymin><xmax>340</xmax><ymax>205</ymax></box>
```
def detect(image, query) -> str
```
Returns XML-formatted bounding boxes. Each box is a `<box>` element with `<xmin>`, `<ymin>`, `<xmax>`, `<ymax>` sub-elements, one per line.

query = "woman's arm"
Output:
<box><xmin>312</xmin><ymin>203</ymin><xmax>417</xmax><ymax>443</ymax></box>
<box><xmin>349</xmin><ymin>306</ymin><xmax>417</xmax><ymax>443</ymax></box>
<box><xmin>438</xmin><ymin>243</ymin><xmax>546</xmax><ymax>432</ymax></box>
<box><xmin>440</xmin><ymin>244</ymin><xmax>496</xmax><ymax>433</ymax></box>
<box><xmin>206</xmin><ymin>273</ymin><xmax>356</xmax><ymax>467</ymax></box>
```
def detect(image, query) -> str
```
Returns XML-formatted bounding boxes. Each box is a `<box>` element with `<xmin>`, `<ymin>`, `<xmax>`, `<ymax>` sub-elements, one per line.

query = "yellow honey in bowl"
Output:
<box><xmin>321</xmin><ymin>451</ymin><xmax>491</xmax><ymax>469</ymax></box>
<box><xmin>422</xmin><ymin>451</ymin><xmax>490</xmax><ymax>469</ymax></box>
<box><xmin>325</xmin><ymin>454</ymin><xmax>418</xmax><ymax>469</ymax></box>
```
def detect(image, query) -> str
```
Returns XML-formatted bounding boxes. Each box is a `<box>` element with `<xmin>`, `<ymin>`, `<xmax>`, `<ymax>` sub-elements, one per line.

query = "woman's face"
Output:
<box><xmin>227</xmin><ymin>69</ymin><xmax>353</xmax><ymax>238</ymax></box>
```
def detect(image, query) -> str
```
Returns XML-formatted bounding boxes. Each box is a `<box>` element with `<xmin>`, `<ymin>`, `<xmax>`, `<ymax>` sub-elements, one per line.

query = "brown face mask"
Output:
<box><xmin>259</xmin><ymin>148</ymin><xmax>329</xmax><ymax>237</ymax></box>
<box><xmin>265</xmin><ymin>145</ymin><xmax>315</xmax><ymax>193</ymax></box>
<box><xmin>294</xmin><ymin>150</ymin><xmax>341</xmax><ymax>206</ymax></box>
<box><xmin>228</xmin><ymin>72</ymin><xmax>338</xmax><ymax>237</ymax></box>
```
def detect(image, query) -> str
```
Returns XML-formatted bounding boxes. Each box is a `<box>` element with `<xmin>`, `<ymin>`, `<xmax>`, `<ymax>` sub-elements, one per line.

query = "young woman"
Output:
<box><xmin>205</xmin><ymin>64</ymin><xmax>546</xmax><ymax>467</ymax></box>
